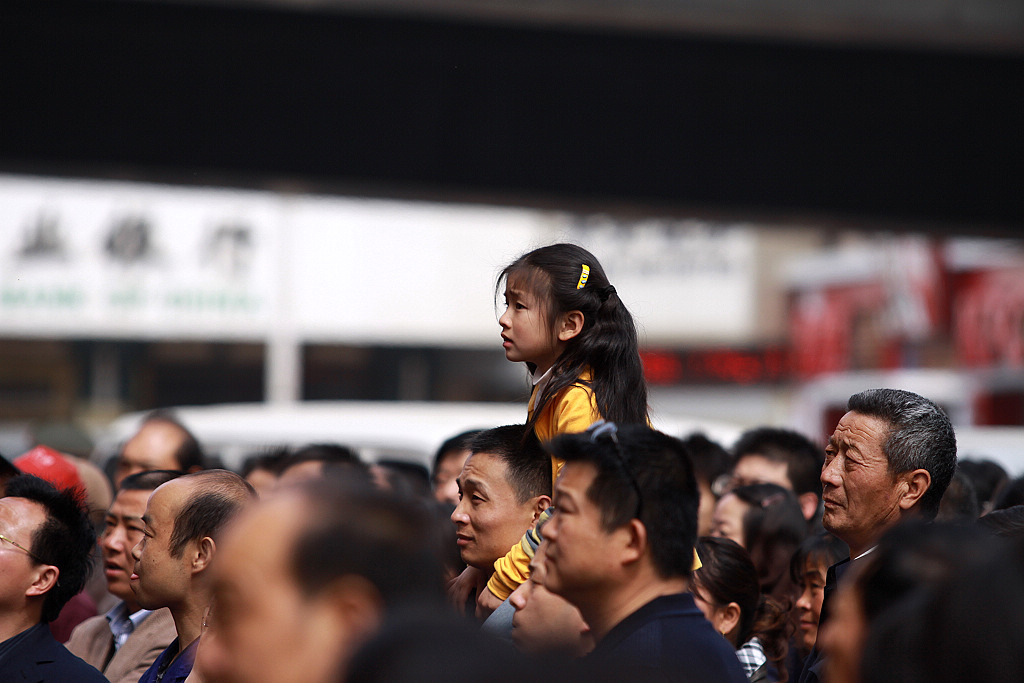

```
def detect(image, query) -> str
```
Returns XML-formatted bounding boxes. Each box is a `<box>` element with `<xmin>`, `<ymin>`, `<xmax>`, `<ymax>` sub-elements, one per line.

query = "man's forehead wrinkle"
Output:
<box><xmin>462</xmin><ymin>476</ymin><xmax>487</xmax><ymax>492</ymax></box>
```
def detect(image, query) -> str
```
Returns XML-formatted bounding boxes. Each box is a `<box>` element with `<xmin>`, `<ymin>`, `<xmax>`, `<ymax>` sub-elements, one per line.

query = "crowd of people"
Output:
<box><xmin>1</xmin><ymin>244</ymin><xmax>1022</xmax><ymax>682</ymax></box>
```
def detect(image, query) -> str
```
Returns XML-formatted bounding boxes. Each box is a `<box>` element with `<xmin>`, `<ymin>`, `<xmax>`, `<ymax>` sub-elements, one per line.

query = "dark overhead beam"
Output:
<box><xmin>2</xmin><ymin>0</ymin><xmax>1022</xmax><ymax>230</ymax></box>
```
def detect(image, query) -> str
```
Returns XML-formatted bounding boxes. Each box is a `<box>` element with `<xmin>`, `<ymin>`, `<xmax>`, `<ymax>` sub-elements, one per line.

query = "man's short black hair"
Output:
<box><xmin>141</xmin><ymin>410</ymin><xmax>205</xmax><ymax>472</ymax></box>
<box><xmin>548</xmin><ymin>424</ymin><xmax>699</xmax><ymax>579</ymax></box>
<box><xmin>239</xmin><ymin>447</ymin><xmax>291</xmax><ymax>479</ymax></box>
<box><xmin>847</xmin><ymin>389</ymin><xmax>957</xmax><ymax>520</ymax></box>
<box><xmin>469</xmin><ymin>425</ymin><xmax>551</xmax><ymax>503</ymax></box>
<box><xmin>432</xmin><ymin>430</ymin><xmax>482</xmax><ymax>480</ymax></box>
<box><xmin>733</xmin><ymin>426</ymin><xmax>824</xmax><ymax>499</ymax></box>
<box><xmin>4</xmin><ymin>474</ymin><xmax>96</xmax><ymax>623</ymax></box>
<box><xmin>168</xmin><ymin>470</ymin><xmax>256</xmax><ymax>558</ymax></box>
<box><xmin>290</xmin><ymin>476</ymin><xmax>445</xmax><ymax>606</ymax></box>
<box><xmin>118</xmin><ymin>470</ymin><xmax>181</xmax><ymax>493</ymax></box>
<box><xmin>681</xmin><ymin>432</ymin><xmax>732</xmax><ymax>489</ymax></box>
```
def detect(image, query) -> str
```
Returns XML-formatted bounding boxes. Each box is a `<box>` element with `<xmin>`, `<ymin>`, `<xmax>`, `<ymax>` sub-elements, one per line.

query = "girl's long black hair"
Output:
<box><xmin>498</xmin><ymin>243</ymin><xmax>648</xmax><ymax>436</ymax></box>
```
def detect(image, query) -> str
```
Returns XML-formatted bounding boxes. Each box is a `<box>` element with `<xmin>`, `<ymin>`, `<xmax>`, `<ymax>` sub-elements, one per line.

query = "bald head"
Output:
<box><xmin>115</xmin><ymin>417</ymin><xmax>204</xmax><ymax>487</ymax></box>
<box><xmin>165</xmin><ymin>470</ymin><xmax>256</xmax><ymax>557</ymax></box>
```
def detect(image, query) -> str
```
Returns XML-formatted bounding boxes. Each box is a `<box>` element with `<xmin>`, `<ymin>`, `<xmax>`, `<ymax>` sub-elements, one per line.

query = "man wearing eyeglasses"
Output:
<box><xmin>543</xmin><ymin>423</ymin><xmax>747</xmax><ymax>682</ymax></box>
<box><xmin>0</xmin><ymin>475</ymin><xmax>106</xmax><ymax>682</ymax></box>
<box><xmin>66</xmin><ymin>471</ymin><xmax>179</xmax><ymax>683</ymax></box>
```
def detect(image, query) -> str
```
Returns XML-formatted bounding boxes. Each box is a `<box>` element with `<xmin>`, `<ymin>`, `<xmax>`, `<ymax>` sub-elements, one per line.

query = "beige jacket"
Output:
<box><xmin>66</xmin><ymin>607</ymin><xmax>177</xmax><ymax>683</ymax></box>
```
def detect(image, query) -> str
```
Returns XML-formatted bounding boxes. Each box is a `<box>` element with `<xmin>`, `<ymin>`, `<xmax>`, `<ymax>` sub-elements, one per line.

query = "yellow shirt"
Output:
<box><xmin>486</xmin><ymin>374</ymin><xmax>602</xmax><ymax>601</ymax></box>
<box><xmin>485</xmin><ymin>372</ymin><xmax>700</xmax><ymax>600</ymax></box>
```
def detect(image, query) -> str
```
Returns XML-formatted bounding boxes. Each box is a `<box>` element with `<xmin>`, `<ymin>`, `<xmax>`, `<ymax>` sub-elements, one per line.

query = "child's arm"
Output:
<box><xmin>485</xmin><ymin>508</ymin><xmax>552</xmax><ymax>601</ymax></box>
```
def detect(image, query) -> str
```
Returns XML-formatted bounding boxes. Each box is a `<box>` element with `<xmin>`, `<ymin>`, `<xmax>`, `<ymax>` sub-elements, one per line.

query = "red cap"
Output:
<box><xmin>14</xmin><ymin>445</ymin><xmax>85</xmax><ymax>494</ymax></box>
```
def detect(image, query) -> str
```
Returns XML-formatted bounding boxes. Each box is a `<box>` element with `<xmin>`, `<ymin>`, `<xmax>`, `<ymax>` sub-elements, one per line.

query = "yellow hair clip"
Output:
<box><xmin>577</xmin><ymin>264</ymin><xmax>590</xmax><ymax>289</ymax></box>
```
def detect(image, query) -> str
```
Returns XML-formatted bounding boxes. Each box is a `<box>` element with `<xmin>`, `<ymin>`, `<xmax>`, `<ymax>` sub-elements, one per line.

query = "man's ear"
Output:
<box><xmin>798</xmin><ymin>492</ymin><xmax>820</xmax><ymax>522</ymax></box>
<box><xmin>25</xmin><ymin>565</ymin><xmax>59</xmax><ymax>598</ymax></box>
<box><xmin>898</xmin><ymin>469</ymin><xmax>932</xmax><ymax>511</ymax></box>
<box><xmin>557</xmin><ymin>311</ymin><xmax>585</xmax><ymax>342</ymax></box>
<box><xmin>618</xmin><ymin>519</ymin><xmax>647</xmax><ymax>566</ymax></box>
<box><xmin>192</xmin><ymin>536</ymin><xmax>217</xmax><ymax>574</ymax></box>
<box><xmin>303</xmin><ymin>575</ymin><xmax>385</xmax><ymax>677</ymax></box>
<box><xmin>530</xmin><ymin>495</ymin><xmax>552</xmax><ymax>524</ymax></box>
<box><xmin>319</xmin><ymin>575</ymin><xmax>384</xmax><ymax>645</ymax></box>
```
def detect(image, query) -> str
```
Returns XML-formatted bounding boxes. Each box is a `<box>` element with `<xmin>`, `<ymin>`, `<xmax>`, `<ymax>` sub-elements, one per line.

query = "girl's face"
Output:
<box><xmin>710</xmin><ymin>492</ymin><xmax>749</xmax><ymax>548</ymax></box>
<box><xmin>499</xmin><ymin>278</ymin><xmax>564</xmax><ymax>375</ymax></box>
<box><xmin>794</xmin><ymin>557</ymin><xmax>829</xmax><ymax>651</ymax></box>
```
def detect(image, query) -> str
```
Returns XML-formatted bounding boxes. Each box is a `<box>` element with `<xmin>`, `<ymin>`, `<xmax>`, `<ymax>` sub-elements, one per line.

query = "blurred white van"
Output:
<box><xmin>93</xmin><ymin>400</ymin><xmax>744</xmax><ymax>472</ymax></box>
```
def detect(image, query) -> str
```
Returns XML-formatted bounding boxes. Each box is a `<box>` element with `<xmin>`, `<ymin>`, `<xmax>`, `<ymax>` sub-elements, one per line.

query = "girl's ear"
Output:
<box><xmin>557</xmin><ymin>311</ymin><xmax>585</xmax><ymax>341</ymax></box>
<box><xmin>719</xmin><ymin>601</ymin><xmax>742</xmax><ymax>641</ymax></box>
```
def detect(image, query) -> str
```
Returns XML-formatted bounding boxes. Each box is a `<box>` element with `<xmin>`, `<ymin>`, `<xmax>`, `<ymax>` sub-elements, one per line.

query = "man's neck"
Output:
<box><xmin>580</xmin><ymin>574</ymin><xmax>690</xmax><ymax>643</ymax></box>
<box><xmin>169</xmin><ymin>595</ymin><xmax>208</xmax><ymax>654</ymax></box>
<box><xmin>0</xmin><ymin>608</ymin><xmax>41</xmax><ymax>644</ymax></box>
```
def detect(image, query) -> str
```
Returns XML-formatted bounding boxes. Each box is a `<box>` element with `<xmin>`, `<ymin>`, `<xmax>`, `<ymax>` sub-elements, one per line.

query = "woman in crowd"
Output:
<box><xmin>711</xmin><ymin>483</ymin><xmax>806</xmax><ymax>602</ymax></box>
<box><xmin>691</xmin><ymin>536</ymin><xmax>791</xmax><ymax>682</ymax></box>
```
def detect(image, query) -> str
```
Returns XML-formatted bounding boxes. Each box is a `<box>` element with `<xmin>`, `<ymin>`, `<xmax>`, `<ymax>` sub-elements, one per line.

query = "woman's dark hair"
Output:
<box><xmin>730</xmin><ymin>483</ymin><xmax>807</xmax><ymax>600</ymax></box>
<box><xmin>692</xmin><ymin>536</ymin><xmax>790</xmax><ymax>681</ymax></box>
<box><xmin>789</xmin><ymin>532</ymin><xmax>848</xmax><ymax>585</ymax></box>
<box><xmin>498</xmin><ymin>244</ymin><xmax>648</xmax><ymax>436</ymax></box>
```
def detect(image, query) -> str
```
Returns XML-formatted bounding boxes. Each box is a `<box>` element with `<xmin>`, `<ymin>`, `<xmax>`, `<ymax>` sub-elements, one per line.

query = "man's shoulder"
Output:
<box><xmin>66</xmin><ymin>612</ymin><xmax>111</xmax><ymax>644</ymax></box>
<box><xmin>65</xmin><ymin>614</ymin><xmax>114</xmax><ymax>667</ymax></box>
<box><xmin>1</xmin><ymin>624</ymin><xmax>107</xmax><ymax>682</ymax></box>
<box><xmin>589</xmin><ymin>593</ymin><xmax>747</xmax><ymax>683</ymax></box>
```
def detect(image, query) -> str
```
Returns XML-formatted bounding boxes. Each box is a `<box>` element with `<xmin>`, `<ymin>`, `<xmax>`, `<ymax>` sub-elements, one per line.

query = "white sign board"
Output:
<box><xmin>0</xmin><ymin>174</ymin><xmax>759</xmax><ymax>346</ymax></box>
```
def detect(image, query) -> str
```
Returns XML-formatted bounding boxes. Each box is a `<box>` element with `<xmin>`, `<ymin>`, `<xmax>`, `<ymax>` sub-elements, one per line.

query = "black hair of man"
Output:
<box><xmin>5</xmin><ymin>474</ymin><xmax>96</xmax><ymax>623</ymax></box>
<box><xmin>469</xmin><ymin>425</ymin><xmax>551</xmax><ymax>503</ymax></box>
<box><xmin>993</xmin><ymin>474</ymin><xmax>1024</xmax><ymax>511</ymax></box>
<box><xmin>957</xmin><ymin>458</ymin><xmax>1009</xmax><ymax>510</ymax></box>
<box><xmin>290</xmin><ymin>443</ymin><xmax>367</xmax><ymax>470</ymax></box>
<box><xmin>141</xmin><ymin>409</ymin><xmax>206</xmax><ymax>472</ymax></box>
<box><xmin>936</xmin><ymin>470</ymin><xmax>980</xmax><ymax>522</ymax></box>
<box><xmin>0</xmin><ymin>453</ymin><xmax>19</xmax><ymax>480</ymax></box>
<box><xmin>431</xmin><ymin>430</ymin><xmax>482</xmax><ymax>480</ymax></box>
<box><xmin>548</xmin><ymin>424</ymin><xmax>699</xmax><ymax>579</ymax></box>
<box><xmin>681</xmin><ymin>432</ymin><xmax>733</xmax><ymax>490</ymax></box>
<box><xmin>239</xmin><ymin>447</ymin><xmax>291</xmax><ymax>479</ymax></box>
<box><xmin>290</xmin><ymin>475</ymin><xmax>445</xmax><ymax>607</ymax></box>
<box><xmin>977</xmin><ymin>506</ymin><xmax>1024</xmax><ymax>539</ymax></box>
<box><xmin>168</xmin><ymin>469</ymin><xmax>256</xmax><ymax>558</ymax></box>
<box><xmin>732</xmin><ymin>426</ymin><xmax>824</xmax><ymax>499</ymax></box>
<box><xmin>118</xmin><ymin>469</ymin><xmax>182</xmax><ymax>494</ymax></box>
<box><xmin>0</xmin><ymin>453</ymin><xmax>18</xmax><ymax>496</ymax></box>
<box><xmin>847</xmin><ymin>389</ymin><xmax>957</xmax><ymax>520</ymax></box>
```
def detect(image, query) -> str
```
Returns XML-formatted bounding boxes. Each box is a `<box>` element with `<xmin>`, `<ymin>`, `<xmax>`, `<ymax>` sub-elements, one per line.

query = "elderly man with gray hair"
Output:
<box><xmin>799</xmin><ymin>388</ymin><xmax>957</xmax><ymax>683</ymax></box>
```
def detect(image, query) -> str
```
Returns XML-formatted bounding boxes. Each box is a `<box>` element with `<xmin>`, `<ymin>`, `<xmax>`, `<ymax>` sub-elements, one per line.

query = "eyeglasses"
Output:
<box><xmin>587</xmin><ymin>420</ymin><xmax>643</xmax><ymax>520</ymax></box>
<box><xmin>0</xmin><ymin>532</ymin><xmax>44</xmax><ymax>564</ymax></box>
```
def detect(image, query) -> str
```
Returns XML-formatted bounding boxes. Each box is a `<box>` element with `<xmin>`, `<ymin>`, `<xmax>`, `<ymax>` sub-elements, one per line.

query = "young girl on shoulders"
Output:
<box><xmin>460</xmin><ymin>243</ymin><xmax>650</xmax><ymax>611</ymax></box>
<box><xmin>498</xmin><ymin>242</ymin><xmax>648</xmax><ymax>449</ymax></box>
